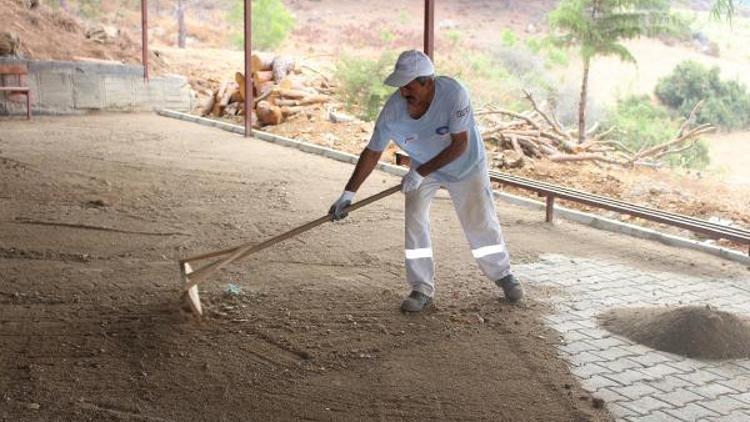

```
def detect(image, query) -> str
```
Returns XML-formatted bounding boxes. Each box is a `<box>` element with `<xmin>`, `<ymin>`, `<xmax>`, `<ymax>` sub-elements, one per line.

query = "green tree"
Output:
<box><xmin>549</xmin><ymin>0</ymin><xmax>672</xmax><ymax>143</ymax></box>
<box><xmin>711</xmin><ymin>0</ymin><xmax>736</xmax><ymax>21</ymax></box>
<box><xmin>655</xmin><ymin>61</ymin><xmax>750</xmax><ymax>130</ymax></box>
<box><xmin>230</xmin><ymin>0</ymin><xmax>295</xmax><ymax>50</ymax></box>
<box><xmin>605</xmin><ymin>95</ymin><xmax>710</xmax><ymax>169</ymax></box>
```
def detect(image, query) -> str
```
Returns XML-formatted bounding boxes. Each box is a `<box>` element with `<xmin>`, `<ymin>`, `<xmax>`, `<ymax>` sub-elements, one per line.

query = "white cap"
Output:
<box><xmin>384</xmin><ymin>49</ymin><xmax>435</xmax><ymax>87</ymax></box>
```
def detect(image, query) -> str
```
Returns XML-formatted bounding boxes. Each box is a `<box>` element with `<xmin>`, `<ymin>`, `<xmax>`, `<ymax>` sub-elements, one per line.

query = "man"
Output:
<box><xmin>329</xmin><ymin>49</ymin><xmax>523</xmax><ymax>312</ymax></box>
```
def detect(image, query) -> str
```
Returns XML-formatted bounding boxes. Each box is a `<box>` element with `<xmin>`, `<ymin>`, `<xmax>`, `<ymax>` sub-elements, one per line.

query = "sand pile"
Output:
<box><xmin>598</xmin><ymin>305</ymin><xmax>750</xmax><ymax>360</ymax></box>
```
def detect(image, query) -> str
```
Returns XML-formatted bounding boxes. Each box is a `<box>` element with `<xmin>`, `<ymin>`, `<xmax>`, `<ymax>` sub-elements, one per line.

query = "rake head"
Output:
<box><xmin>179</xmin><ymin>262</ymin><xmax>203</xmax><ymax>317</ymax></box>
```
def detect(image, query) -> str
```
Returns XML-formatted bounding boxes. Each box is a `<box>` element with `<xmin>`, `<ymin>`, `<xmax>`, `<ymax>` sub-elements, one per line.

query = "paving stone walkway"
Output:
<box><xmin>517</xmin><ymin>254</ymin><xmax>750</xmax><ymax>422</ymax></box>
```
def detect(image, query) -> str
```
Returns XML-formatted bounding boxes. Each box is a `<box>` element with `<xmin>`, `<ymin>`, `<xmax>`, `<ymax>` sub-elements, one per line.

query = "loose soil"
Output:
<box><xmin>1</xmin><ymin>113</ymin><xmax>623</xmax><ymax>421</ymax></box>
<box><xmin>599</xmin><ymin>306</ymin><xmax>750</xmax><ymax>360</ymax></box>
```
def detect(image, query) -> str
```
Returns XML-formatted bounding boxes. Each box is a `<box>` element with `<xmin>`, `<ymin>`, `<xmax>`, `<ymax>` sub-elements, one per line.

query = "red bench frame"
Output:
<box><xmin>0</xmin><ymin>64</ymin><xmax>31</xmax><ymax>120</ymax></box>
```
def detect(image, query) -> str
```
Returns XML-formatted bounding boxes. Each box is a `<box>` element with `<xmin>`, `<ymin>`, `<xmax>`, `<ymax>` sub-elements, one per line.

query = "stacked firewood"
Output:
<box><xmin>197</xmin><ymin>52</ymin><xmax>333</xmax><ymax>127</ymax></box>
<box><xmin>478</xmin><ymin>90</ymin><xmax>714</xmax><ymax>168</ymax></box>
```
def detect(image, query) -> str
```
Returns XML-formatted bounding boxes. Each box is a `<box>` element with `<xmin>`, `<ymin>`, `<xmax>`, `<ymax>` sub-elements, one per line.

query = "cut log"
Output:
<box><xmin>235</xmin><ymin>72</ymin><xmax>246</xmax><ymax>101</ymax></box>
<box><xmin>251</xmin><ymin>52</ymin><xmax>275</xmax><ymax>73</ymax></box>
<box><xmin>199</xmin><ymin>90</ymin><xmax>216</xmax><ymax>117</ymax></box>
<box><xmin>224</xmin><ymin>103</ymin><xmax>240</xmax><ymax>116</ymax></box>
<box><xmin>253</xmin><ymin>70</ymin><xmax>273</xmax><ymax>83</ymax></box>
<box><xmin>218</xmin><ymin>81</ymin><xmax>239</xmax><ymax>107</ymax></box>
<box><xmin>275</xmin><ymin>98</ymin><xmax>300</xmax><ymax>107</ymax></box>
<box><xmin>279</xmin><ymin>76</ymin><xmax>307</xmax><ymax>90</ymax></box>
<box><xmin>276</xmin><ymin>89</ymin><xmax>308</xmax><ymax>99</ymax></box>
<box><xmin>211</xmin><ymin>82</ymin><xmax>227</xmax><ymax>117</ymax></box>
<box><xmin>298</xmin><ymin>94</ymin><xmax>329</xmax><ymax>105</ymax></box>
<box><xmin>276</xmin><ymin>94</ymin><xmax>328</xmax><ymax>107</ymax></box>
<box><xmin>271</xmin><ymin>55</ymin><xmax>295</xmax><ymax>83</ymax></box>
<box><xmin>280</xmin><ymin>105</ymin><xmax>315</xmax><ymax>117</ymax></box>
<box><xmin>256</xmin><ymin>100</ymin><xmax>283</xmax><ymax>126</ymax></box>
<box><xmin>229</xmin><ymin>90</ymin><xmax>243</xmax><ymax>105</ymax></box>
<box><xmin>255</xmin><ymin>80</ymin><xmax>274</xmax><ymax>97</ymax></box>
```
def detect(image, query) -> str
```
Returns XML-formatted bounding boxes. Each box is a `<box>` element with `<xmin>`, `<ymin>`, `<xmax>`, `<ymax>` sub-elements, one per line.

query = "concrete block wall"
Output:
<box><xmin>0</xmin><ymin>58</ymin><xmax>194</xmax><ymax>115</ymax></box>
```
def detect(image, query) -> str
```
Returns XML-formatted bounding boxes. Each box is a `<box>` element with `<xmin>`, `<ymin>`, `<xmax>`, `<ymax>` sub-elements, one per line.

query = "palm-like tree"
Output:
<box><xmin>549</xmin><ymin>0</ymin><xmax>671</xmax><ymax>142</ymax></box>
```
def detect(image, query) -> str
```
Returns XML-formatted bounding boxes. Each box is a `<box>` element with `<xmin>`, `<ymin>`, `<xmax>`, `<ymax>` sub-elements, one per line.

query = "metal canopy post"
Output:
<box><xmin>244</xmin><ymin>0</ymin><xmax>253</xmax><ymax>137</ymax></box>
<box><xmin>424</xmin><ymin>0</ymin><xmax>435</xmax><ymax>59</ymax></box>
<box><xmin>141</xmin><ymin>0</ymin><xmax>149</xmax><ymax>80</ymax></box>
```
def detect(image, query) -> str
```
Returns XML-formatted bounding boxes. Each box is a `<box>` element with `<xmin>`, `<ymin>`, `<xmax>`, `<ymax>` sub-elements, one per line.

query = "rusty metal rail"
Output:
<box><xmin>489</xmin><ymin>170</ymin><xmax>750</xmax><ymax>256</ymax></box>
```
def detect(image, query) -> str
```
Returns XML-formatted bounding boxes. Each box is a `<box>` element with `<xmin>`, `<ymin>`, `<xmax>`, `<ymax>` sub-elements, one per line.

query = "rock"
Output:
<box><xmin>438</xmin><ymin>19</ymin><xmax>458</xmax><ymax>30</ymax></box>
<box><xmin>492</xmin><ymin>151</ymin><xmax>525</xmax><ymax>169</ymax></box>
<box><xmin>85</xmin><ymin>25</ymin><xmax>119</xmax><ymax>44</ymax></box>
<box><xmin>328</xmin><ymin>110</ymin><xmax>355</xmax><ymax>123</ymax></box>
<box><xmin>502</xmin><ymin>150</ymin><xmax>525</xmax><ymax>168</ymax></box>
<box><xmin>0</xmin><ymin>32</ymin><xmax>21</xmax><ymax>56</ymax></box>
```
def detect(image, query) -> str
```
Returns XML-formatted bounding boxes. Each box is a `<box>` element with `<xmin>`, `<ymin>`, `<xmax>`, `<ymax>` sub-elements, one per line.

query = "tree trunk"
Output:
<box><xmin>177</xmin><ymin>0</ymin><xmax>186</xmax><ymax>49</ymax></box>
<box><xmin>577</xmin><ymin>56</ymin><xmax>590</xmax><ymax>144</ymax></box>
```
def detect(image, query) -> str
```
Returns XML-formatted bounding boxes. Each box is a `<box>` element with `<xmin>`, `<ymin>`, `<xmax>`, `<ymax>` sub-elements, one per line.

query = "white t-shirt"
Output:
<box><xmin>367</xmin><ymin>76</ymin><xmax>485</xmax><ymax>182</ymax></box>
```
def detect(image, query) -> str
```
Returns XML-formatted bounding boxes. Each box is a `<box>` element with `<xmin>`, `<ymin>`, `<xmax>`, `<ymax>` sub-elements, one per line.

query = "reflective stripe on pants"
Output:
<box><xmin>404</xmin><ymin>164</ymin><xmax>511</xmax><ymax>297</ymax></box>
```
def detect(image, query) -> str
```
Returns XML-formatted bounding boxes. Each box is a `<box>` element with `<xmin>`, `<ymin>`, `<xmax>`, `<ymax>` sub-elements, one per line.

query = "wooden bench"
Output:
<box><xmin>395</xmin><ymin>151</ymin><xmax>750</xmax><ymax>255</ymax></box>
<box><xmin>0</xmin><ymin>64</ymin><xmax>31</xmax><ymax>119</ymax></box>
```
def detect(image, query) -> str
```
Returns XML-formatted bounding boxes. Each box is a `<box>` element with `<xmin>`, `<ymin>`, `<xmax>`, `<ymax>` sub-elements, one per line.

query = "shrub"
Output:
<box><xmin>604</xmin><ymin>95</ymin><xmax>710</xmax><ymax>169</ymax></box>
<box><xmin>500</xmin><ymin>28</ymin><xmax>517</xmax><ymax>47</ymax></box>
<box><xmin>655</xmin><ymin>60</ymin><xmax>750</xmax><ymax>130</ymax></box>
<box><xmin>446</xmin><ymin>29</ymin><xmax>464</xmax><ymax>46</ymax></box>
<box><xmin>230</xmin><ymin>0</ymin><xmax>295</xmax><ymax>50</ymax></box>
<box><xmin>334</xmin><ymin>52</ymin><xmax>396</xmax><ymax>121</ymax></box>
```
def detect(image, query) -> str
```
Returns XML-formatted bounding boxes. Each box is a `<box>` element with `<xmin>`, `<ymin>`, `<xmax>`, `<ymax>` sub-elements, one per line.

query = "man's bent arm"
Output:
<box><xmin>345</xmin><ymin>147</ymin><xmax>383</xmax><ymax>192</ymax></box>
<box><xmin>416</xmin><ymin>131</ymin><xmax>468</xmax><ymax>176</ymax></box>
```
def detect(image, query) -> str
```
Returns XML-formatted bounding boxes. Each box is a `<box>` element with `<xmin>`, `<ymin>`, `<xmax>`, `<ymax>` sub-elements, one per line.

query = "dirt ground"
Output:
<box><xmin>2</xmin><ymin>114</ymin><xmax>748</xmax><ymax>421</ymax></box>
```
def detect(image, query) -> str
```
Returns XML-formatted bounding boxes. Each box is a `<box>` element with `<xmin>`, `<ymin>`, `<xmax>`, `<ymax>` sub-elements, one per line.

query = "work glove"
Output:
<box><xmin>401</xmin><ymin>168</ymin><xmax>424</xmax><ymax>194</ymax></box>
<box><xmin>328</xmin><ymin>191</ymin><xmax>355</xmax><ymax>221</ymax></box>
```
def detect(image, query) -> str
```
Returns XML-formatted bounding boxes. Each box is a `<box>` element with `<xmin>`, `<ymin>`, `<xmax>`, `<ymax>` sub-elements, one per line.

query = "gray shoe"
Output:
<box><xmin>400</xmin><ymin>291</ymin><xmax>433</xmax><ymax>313</ymax></box>
<box><xmin>496</xmin><ymin>274</ymin><xmax>524</xmax><ymax>303</ymax></box>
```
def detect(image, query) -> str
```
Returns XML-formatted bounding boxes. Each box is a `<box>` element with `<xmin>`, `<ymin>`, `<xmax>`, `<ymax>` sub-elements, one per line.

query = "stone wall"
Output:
<box><xmin>0</xmin><ymin>59</ymin><xmax>194</xmax><ymax>115</ymax></box>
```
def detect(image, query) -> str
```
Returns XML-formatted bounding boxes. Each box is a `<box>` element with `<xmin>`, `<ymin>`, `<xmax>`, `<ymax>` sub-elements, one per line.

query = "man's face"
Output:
<box><xmin>399</xmin><ymin>78</ymin><xmax>432</xmax><ymax>107</ymax></box>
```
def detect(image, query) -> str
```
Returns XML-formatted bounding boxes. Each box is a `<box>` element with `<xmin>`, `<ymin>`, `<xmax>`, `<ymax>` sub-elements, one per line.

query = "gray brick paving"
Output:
<box><xmin>626</xmin><ymin>410</ymin><xmax>684</xmax><ymax>422</ymax></box>
<box><xmin>664</xmin><ymin>402</ymin><xmax>720</xmax><ymax>420</ymax></box>
<box><xmin>645</xmin><ymin>375</ymin><xmax>698</xmax><ymax>393</ymax></box>
<box><xmin>657</xmin><ymin>388</ymin><xmax>705</xmax><ymax>407</ymax></box>
<box><xmin>611</xmin><ymin>383</ymin><xmax>661</xmax><ymax>401</ymax></box>
<box><xmin>699</xmin><ymin>395</ymin><xmax>749</xmax><ymax>415</ymax></box>
<box><xmin>620</xmin><ymin>396</ymin><xmax>671</xmax><ymax>414</ymax></box>
<box><xmin>516</xmin><ymin>254</ymin><xmax>750</xmax><ymax>422</ymax></box>
<box><xmin>687</xmin><ymin>382</ymin><xmax>739</xmax><ymax>399</ymax></box>
<box><xmin>701</xmin><ymin>410</ymin><xmax>750</xmax><ymax>421</ymax></box>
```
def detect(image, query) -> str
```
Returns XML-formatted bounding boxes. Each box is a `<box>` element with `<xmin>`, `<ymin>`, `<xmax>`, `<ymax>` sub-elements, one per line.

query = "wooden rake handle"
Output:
<box><xmin>181</xmin><ymin>184</ymin><xmax>401</xmax><ymax>291</ymax></box>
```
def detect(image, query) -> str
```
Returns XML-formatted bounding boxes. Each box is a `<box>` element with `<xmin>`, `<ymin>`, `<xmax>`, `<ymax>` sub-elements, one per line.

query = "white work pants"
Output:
<box><xmin>404</xmin><ymin>165</ymin><xmax>511</xmax><ymax>297</ymax></box>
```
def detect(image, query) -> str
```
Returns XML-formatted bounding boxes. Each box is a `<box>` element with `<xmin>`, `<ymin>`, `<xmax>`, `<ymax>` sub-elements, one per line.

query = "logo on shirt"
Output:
<box><xmin>456</xmin><ymin>106</ymin><xmax>470</xmax><ymax>118</ymax></box>
<box><xmin>435</xmin><ymin>126</ymin><xmax>450</xmax><ymax>135</ymax></box>
<box><xmin>404</xmin><ymin>134</ymin><xmax>417</xmax><ymax>144</ymax></box>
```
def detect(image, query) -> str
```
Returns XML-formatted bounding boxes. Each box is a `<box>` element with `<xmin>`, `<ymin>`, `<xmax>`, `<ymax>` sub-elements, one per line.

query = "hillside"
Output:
<box><xmin>2</xmin><ymin>0</ymin><xmax>749</xmax><ymax>253</ymax></box>
<box><xmin>1</xmin><ymin>0</ymin><xmax>144</xmax><ymax>64</ymax></box>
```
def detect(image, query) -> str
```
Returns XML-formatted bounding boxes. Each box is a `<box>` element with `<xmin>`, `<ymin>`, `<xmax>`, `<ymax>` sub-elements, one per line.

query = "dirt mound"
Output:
<box><xmin>599</xmin><ymin>305</ymin><xmax>750</xmax><ymax>359</ymax></box>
